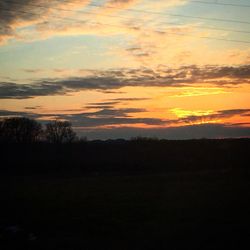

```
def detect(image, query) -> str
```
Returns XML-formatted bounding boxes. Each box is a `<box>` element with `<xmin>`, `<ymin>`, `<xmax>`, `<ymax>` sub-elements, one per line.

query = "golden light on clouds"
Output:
<box><xmin>0</xmin><ymin>0</ymin><xmax>250</xmax><ymax>138</ymax></box>
<box><xmin>170</xmin><ymin>87</ymin><xmax>231</xmax><ymax>98</ymax></box>
<box><xmin>171</xmin><ymin>108</ymin><xmax>214</xmax><ymax>119</ymax></box>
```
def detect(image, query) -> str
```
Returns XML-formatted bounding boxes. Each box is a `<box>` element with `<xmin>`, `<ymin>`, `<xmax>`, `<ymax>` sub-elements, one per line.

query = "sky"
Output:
<box><xmin>0</xmin><ymin>0</ymin><xmax>250</xmax><ymax>139</ymax></box>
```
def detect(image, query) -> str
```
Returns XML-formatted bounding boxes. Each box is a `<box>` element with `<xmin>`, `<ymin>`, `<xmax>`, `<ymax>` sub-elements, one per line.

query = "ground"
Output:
<box><xmin>0</xmin><ymin>170</ymin><xmax>249</xmax><ymax>250</ymax></box>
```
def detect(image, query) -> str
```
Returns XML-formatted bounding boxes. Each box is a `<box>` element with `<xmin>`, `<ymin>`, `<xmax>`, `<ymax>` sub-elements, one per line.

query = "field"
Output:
<box><xmin>0</xmin><ymin>139</ymin><xmax>250</xmax><ymax>249</ymax></box>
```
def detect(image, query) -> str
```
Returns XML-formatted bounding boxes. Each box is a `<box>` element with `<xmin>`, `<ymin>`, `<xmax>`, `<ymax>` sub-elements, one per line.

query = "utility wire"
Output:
<box><xmin>89</xmin><ymin>2</ymin><xmax>250</xmax><ymax>25</ymax></box>
<box><xmin>189</xmin><ymin>0</ymin><xmax>250</xmax><ymax>8</ymax></box>
<box><xmin>5</xmin><ymin>0</ymin><xmax>250</xmax><ymax>25</ymax></box>
<box><xmin>4</xmin><ymin>0</ymin><xmax>250</xmax><ymax>35</ymax></box>
<box><xmin>2</xmin><ymin>8</ymin><xmax>250</xmax><ymax>45</ymax></box>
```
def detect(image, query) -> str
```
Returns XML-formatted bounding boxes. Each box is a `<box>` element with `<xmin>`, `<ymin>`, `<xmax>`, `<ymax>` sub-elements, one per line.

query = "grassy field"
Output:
<box><xmin>1</xmin><ymin>170</ymin><xmax>249</xmax><ymax>249</ymax></box>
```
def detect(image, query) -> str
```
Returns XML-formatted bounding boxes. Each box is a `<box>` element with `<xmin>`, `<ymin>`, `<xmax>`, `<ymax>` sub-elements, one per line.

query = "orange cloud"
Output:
<box><xmin>171</xmin><ymin>108</ymin><xmax>215</xmax><ymax>118</ymax></box>
<box><xmin>170</xmin><ymin>87</ymin><xmax>231</xmax><ymax>97</ymax></box>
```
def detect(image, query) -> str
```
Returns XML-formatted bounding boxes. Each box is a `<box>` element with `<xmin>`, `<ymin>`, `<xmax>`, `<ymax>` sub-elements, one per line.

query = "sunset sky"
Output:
<box><xmin>0</xmin><ymin>0</ymin><xmax>250</xmax><ymax>139</ymax></box>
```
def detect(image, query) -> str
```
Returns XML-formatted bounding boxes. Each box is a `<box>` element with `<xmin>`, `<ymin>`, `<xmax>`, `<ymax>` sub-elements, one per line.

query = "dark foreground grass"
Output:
<box><xmin>0</xmin><ymin>171</ymin><xmax>249</xmax><ymax>250</ymax></box>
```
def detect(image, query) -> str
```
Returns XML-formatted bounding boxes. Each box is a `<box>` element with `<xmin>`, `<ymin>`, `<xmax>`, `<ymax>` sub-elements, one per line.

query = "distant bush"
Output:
<box><xmin>130</xmin><ymin>136</ymin><xmax>159</xmax><ymax>142</ymax></box>
<box><xmin>45</xmin><ymin>120</ymin><xmax>77</xmax><ymax>144</ymax></box>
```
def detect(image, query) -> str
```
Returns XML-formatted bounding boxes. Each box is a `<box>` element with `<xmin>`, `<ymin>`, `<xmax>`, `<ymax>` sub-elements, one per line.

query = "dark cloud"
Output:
<box><xmin>98</xmin><ymin>90</ymin><xmax>126</xmax><ymax>94</ymax></box>
<box><xmin>0</xmin><ymin>110</ymin><xmax>27</xmax><ymax>117</ymax></box>
<box><xmin>0</xmin><ymin>0</ymin><xmax>51</xmax><ymax>43</ymax></box>
<box><xmin>1</xmin><ymin>109</ymin><xmax>250</xmax><ymax>139</ymax></box>
<box><xmin>0</xmin><ymin>109</ymin><xmax>41</xmax><ymax>119</ymax></box>
<box><xmin>0</xmin><ymin>75</ymin><xmax>126</xmax><ymax>98</ymax></box>
<box><xmin>1</xmin><ymin>108</ymin><xmax>250</xmax><ymax>139</ymax></box>
<box><xmin>50</xmin><ymin>76</ymin><xmax>125</xmax><ymax>89</ymax></box>
<box><xmin>66</xmin><ymin>116</ymin><xmax>165</xmax><ymax>127</ymax></box>
<box><xmin>0</xmin><ymin>82</ymin><xmax>64</xmax><ymax>99</ymax></box>
<box><xmin>24</xmin><ymin>105</ymin><xmax>41</xmax><ymax>110</ymax></box>
<box><xmin>218</xmin><ymin>109</ymin><xmax>250</xmax><ymax>116</ymax></box>
<box><xmin>0</xmin><ymin>65</ymin><xmax>250</xmax><ymax>99</ymax></box>
<box><xmin>23</xmin><ymin>69</ymin><xmax>44</xmax><ymax>73</ymax></box>
<box><xmin>180</xmin><ymin>109</ymin><xmax>250</xmax><ymax>124</ymax></box>
<box><xmin>57</xmin><ymin>108</ymin><xmax>250</xmax><ymax>128</ymax></box>
<box><xmin>126</xmin><ymin>47</ymin><xmax>154</xmax><ymax>59</ymax></box>
<box><xmin>157</xmin><ymin>64</ymin><xmax>250</xmax><ymax>84</ymax></box>
<box><xmin>1</xmin><ymin>107</ymin><xmax>250</xmax><ymax>125</ymax></box>
<box><xmin>74</xmin><ymin>108</ymin><xmax>152</xmax><ymax>127</ymax></box>
<box><xmin>85</xmin><ymin>101</ymin><xmax>120</xmax><ymax>109</ymax></box>
<box><xmin>76</xmin><ymin>124</ymin><xmax>250</xmax><ymax>140</ymax></box>
<box><xmin>198</xmin><ymin>65</ymin><xmax>250</xmax><ymax>79</ymax></box>
<box><xmin>85</xmin><ymin>105</ymin><xmax>118</xmax><ymax>109</ymax></box>
<box><xmin>0</xmin><ymin>107</ymin><xmax>162</xmax><ymax>127</ymax></box>
<box><xmin>1</xmin><ymin>65</ymin><xmax>250</xmax><ymax>99</ymax></box>
<box><xmin>0</xmin><ymin>0</ymin><xmax>90</xmax><ymax>44</ymax></box>
<box><xmin>126</xmin><ymin>47</ymin><xmax>141</xmax><ymax>52</ymax></box>
<box><xmin>75</xmin><ymin>108</ymin><xmax>146</xmax><ymax>119</ymax></box>
<box><xmin>85</xmin><ymin>98</ymin><xmax>150</xmax><ymax>109</ymax></box>
<box><xmin>227</xmin><ymin>122</ymin><xmax>250</xmax><ymax>126</ymax></box>
<box><xmin>110</xmin><ymin>97</ymin><xmax>149</xmax><ymax>101</ymax></box>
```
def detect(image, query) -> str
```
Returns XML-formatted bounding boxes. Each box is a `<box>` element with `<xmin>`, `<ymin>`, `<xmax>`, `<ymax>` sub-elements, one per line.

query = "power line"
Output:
<box><xmin>2</xmin><ymin>8</ymin><xmax>250</xmax><ymax>45</ymax></box>
<box><xmin>89</xmin><ymin>2</ymin><xmax>250</xmax><ymax>25</ymax></box>
<box><xmin>4</xmin><ymin>0</ymin><xmax>250</xmax><ymax>35</ymax></box>
<box><xmin>167</xmin><ymin>30</ymin><xmax>250</xmax><ymax>44</ymax></box>
<box><xmin>189</xmin><ymin>0</ymin><xmax>250</xmax><ymax>8</ymax></box>
<box><xmin>5</xmin><ymin>0</ymin><xmax>250</xmax><ymax>25</ymax></box>
<box><xmin>160</xmin><ymin>21</ymin><xmax>250</xmax><ymax>35</ymax></box>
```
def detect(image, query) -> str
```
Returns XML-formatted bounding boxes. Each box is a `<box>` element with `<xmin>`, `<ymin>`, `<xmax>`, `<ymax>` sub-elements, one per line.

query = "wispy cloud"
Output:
<box><xmin>1</xmin><ymin>65</ymin><xmax>249</xmax><ymax>99</ymax></box>
<box><xmin>174</xmin><ymin>108</ymin><xmax>250</xmax><ymax>125</ymax></box>
<box><xmin>0</xmin><ymin>0</ymin><xmax>91</xmax><ymax>44</ymax></box>
<box><xmin>1</xmin><ymin>0</ymin><xmax>249</xmax><ymax>69</ymax></box>
<box><xmin>170</xmin><ymin>87</ymin><xmax>231</xmax><ymax>97</ymax></box>
<box><xmin>85</xmin><ymin>98</ymin><xmax>150</xmax><ymax>109</ymax></box>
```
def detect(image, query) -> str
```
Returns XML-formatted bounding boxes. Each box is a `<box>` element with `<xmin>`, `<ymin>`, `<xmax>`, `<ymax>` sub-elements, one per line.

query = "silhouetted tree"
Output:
<box><xmin>0</xmin><ymin>120</ymin><xmax>4</xmax><ymax>142</ymax></box>
<box><xmin>45</xmin><ymin>120</ymin><xmax>76</xmax><ymax>143</ymax></box>
<box><xmin>0</xmin><ymin>117</ymin><xmax>42</xmax><ymax>143</ymax></box>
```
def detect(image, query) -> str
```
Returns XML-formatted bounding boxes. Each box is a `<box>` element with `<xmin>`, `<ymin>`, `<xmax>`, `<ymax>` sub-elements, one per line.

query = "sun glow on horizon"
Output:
<box><xmin>0</xmin><ymin>0</ymin><xmax>250</xmax><ymax>138</ymax></box>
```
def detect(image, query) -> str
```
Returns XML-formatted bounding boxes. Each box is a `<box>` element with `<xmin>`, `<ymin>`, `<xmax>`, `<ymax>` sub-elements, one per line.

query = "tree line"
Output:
<box><xmin>0</xmin><ymin>117</ymin><xmax>77</xmax><ymax>143</ymax></box>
